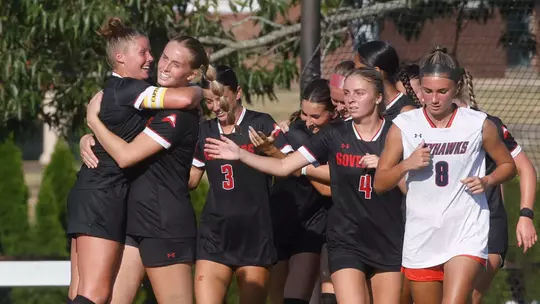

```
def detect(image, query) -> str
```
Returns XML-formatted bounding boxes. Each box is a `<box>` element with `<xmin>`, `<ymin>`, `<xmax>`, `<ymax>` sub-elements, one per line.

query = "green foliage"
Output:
<box><xmin>10</xmin><ymin>287</ymin><xmax>68</xmax><ymax>304</ymax></box>
<box><xmin>29</xmin><ymin>177</ymin><xmax>69</xmax><ymax>258</ymax></box>
<box><xmin>41</xmin><ymin>140</ymin><xmax>77</xmax><ymax>234</ymax></box>
<box><xmin>0</xmin><ymin>137</ymin><xmax>31</xmax><ymax>256</ymax></box>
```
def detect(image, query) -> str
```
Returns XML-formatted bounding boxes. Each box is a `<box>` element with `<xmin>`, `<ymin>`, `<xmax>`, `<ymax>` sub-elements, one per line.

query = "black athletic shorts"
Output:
<box><xmin>274</xmin><ymin>210</ymin><xmax>326</xmax><ymax>261</ymax></box>
<box><xmin>125</xmin><ymin>234</ymin><xmax>196</xmax><ymax>267</ymax></box>
<box><xmin>67</xmin><ymin>183</ymin><xmax>129</xmax><ymax>243</ymax></box>
<box><xmin>327</xmin><ymin>247</ymin><xmax>401</xmax><ymax>278</ymax></box>
<box><xmin>488</xmin><ymin>216</ymin><xmax>508</xmax><ymax>267</ymax></box>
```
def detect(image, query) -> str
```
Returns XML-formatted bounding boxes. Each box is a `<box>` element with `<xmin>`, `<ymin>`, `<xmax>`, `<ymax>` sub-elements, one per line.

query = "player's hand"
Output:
<box><xmin>460</xmin><ymin>176</ymin><xmax>488</xmax><ymax>194</ymax></box>
<box><xmin>204</xmin><ymin>136</ymin><xmax>241</xmax><ymax>160</ymax></box>
<box><xmin>360</xmin><ymin>153</ymin><xmax>379</xmax><ymax>169</ymax></box>
<box><xmin>80</xmin><ymin>134</ymin><xmax>98</xmax><ymax>168</ymax></box>
<box><xmin>248</xmin><ymin>126</ymin><xmax>277</xmax><ymax>153</ymax></box>
<box><xmin>86</xmin><ymin>90</ymin><xmax>104</xmax><ymax>125</ymax></box>
<box><xmin>404</xmin><ymin>140</ymin><xmax>431</xmax><ymax>171</ymax></box>
<box><xmin>516</xmin><ymin>216</ymin><xmax>537</xmax><ymax>253</ymax></box>
<box><xmin>278</xmin><ymin>120</ymin><xmax>291</xmax><ymax>133</ymax></box>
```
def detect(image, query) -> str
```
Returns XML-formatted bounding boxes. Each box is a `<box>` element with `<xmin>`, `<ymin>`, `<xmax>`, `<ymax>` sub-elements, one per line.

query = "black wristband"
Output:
<box><xmin>520</xmin><ymin>208</ymin><xmax>534</xmax><ymax>220</ymax></box>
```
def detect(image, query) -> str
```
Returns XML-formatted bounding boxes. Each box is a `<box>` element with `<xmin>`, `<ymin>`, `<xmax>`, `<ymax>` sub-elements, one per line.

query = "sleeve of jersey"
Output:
<box><xmin>114</xmin><ymin>78</ymin><xmax>153</xmax><ymax>110</ymax></box>
<box><xmin>133</xmin><ymin>86</ymin><xmax>169</xmax><ymax>110</ymax></box>
<box><xmin>192</xmin><ymin>139</ymin><xmax>205</xmax><ymax>168</ymax></box>
<box><xmin>143</xmin><ymin>111</ymin><xmax>182</xmax><ymax>149</ymax></box>
<box><xmin>501</xmin><ymin>124</ymin><xmax>522</xmax><ymax>158</ymax></box>
<box><xmin>297</xmin><ymin>128</ymin><xmax>332</xmax><ymax>167</ymax></box>
<box><xmin>261</xmin><ymin>115</ymin><xmax>293</xmax><ymax>154</ymax></box>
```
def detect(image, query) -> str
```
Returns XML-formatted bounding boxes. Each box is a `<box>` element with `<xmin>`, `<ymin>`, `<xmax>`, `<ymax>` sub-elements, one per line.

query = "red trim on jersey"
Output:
<box><xmin>353</xmin><ymin>118</ymin><xmax>385</xmax><ymax>141</ymax></box>
<box><xmin>386</xmin><ymin>92</ymin><xmax>404</xmax><ymax>110</ymax></box>
<box><xmin>422</xmin><ymin>106</ymin><xmax>458</xmax><ymax>128</ymax></box>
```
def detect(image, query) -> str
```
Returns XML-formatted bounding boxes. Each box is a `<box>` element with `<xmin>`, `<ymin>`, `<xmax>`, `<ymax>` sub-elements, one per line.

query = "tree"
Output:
<box><xmin>41</xmin><ymin>139</ymin><xmax>77</xmax><ymax>234</ymax></box>
<box><xmin>0</xmin><ymin>137</ymin><xmax>31</xmax><ymax>256</ymax></box>
<box><xmin>0</xmin><ymin>0</ymin><xmax>535</xmax><ymax>133</ymax></box>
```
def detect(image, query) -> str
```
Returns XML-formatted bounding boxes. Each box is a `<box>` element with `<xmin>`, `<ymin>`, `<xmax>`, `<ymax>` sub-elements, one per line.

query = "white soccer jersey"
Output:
<box><xmin>393</xmin><ymin>107</ymin><xmax>490</xmax><ymax>268</ymax></box>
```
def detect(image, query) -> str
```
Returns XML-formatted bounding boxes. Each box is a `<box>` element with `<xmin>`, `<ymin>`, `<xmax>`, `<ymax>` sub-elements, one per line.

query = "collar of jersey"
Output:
<box><xmin>217</xmin><ymin>107</ymin><xmax>247</xmax><ymax>134</ymax></box>
<box><xmin>386</xmin><ymin>92</ymin><xmax>404</xmax><ymax>110</ymax></box>
<box><xmin>112</xmin><ymin>72</ymin><xmax>123</xmax><ymax>78</ymax></box>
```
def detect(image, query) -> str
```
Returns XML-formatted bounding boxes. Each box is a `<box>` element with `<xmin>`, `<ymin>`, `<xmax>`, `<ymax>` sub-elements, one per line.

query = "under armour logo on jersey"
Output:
<box><xmin>167</xmin><ymin>252</ymin><xmax>176</xmax><ymax>258</ymax></box>
<box><xmin>162</xmin><ymin>114</ymin><xmax>177</xmax><ymax>128</ymax></box>
<box><xmin>341</xmin><ymin>143</ymin><xmax>350</xmax><ymax>149</ymax></box>
<box><xmin>415</xmin><ymin>133</ymin><xmax>422</xmax><ymax>138</ymax></box>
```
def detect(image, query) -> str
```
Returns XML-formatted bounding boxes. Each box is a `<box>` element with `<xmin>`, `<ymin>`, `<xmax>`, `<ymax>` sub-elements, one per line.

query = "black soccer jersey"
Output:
<box><xmin>73</xmin><ymin>75</ymin><xmax>153</xmax><ymax>189</ymax></box>
<box><xmin>127</xmin><ymin>109</ymin><xmax>200</xmax><ymax>239</ymax></box>
<box><xmin>270</xmin><ymin>119</ymin><xmax>332</xmax><ymax>238</ymax></box>
<box><xmin>193</xmin><ymin>108</ymin><xmax>292</xmax><ymax>265</ymax></box>
<box><xmin>384</xmin><ymin>93</ymin><xmax>418</xmax><ymax>121</ymax></box>
<box><xmin>485</xmin><ymin>114</ymin><xmax>521</xmax><ymax>218</ymax></box>
<box><xmin>298</xmin><ymin>119</ymin><xmax>404</xmax><ymax>270</ymax></box>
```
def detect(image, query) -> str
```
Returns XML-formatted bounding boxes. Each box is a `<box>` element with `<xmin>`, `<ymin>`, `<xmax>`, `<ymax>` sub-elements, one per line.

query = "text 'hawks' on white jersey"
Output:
<box><xmin>393</xmin><ymin>107</ymin><xmax>489</xmax><ymax>268</ymax></box>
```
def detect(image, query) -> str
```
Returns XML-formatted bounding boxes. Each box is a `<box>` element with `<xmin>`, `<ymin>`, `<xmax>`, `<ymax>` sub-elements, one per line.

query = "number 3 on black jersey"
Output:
<box><xmin>221</xmin><ymin>164</ymin><xmax>235</xmax><ymax>190</ymax></box>
<box><xmin>358</xmin><ymin>174</ymin><xmax>372</xmax><ymax>199</ymax></box>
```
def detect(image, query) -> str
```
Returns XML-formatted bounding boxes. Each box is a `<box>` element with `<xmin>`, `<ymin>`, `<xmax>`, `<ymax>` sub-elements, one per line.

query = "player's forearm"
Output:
<box><xmin>483</xmin><ymin>162</ymin><xmax>517</xmax><ymax>189</ymax></box>
<box><xmin>238</xmin><ymin>149</ymin><xmax>294</xmax><ymax>177</ymax></box>
<box><xmin>87</xmin><ymin>117</ymin><xmax>131</xmax><ymax>168</ymax></box>
<box><xmin>311</xmin><ymin>181</ymin><xmax>331</xmax><ymax>197</ymax></box>
<box><xmin>515</xmin><ymin>153</ymin><xmax>537</xmax><ymax>210</ymax></box>
<box><xmin>374</xmin><ymin>162</ymin><xmax>409</xmax><ymax>194</ymax></box>
<box><xmin>262</xmin><ymin>145</ymin><xmax>287</xmax><ymax>159</ymax></box>
<box><xmin>164</xmin><ymin>86</ymin><xmax>202</xmax><ymax>110</ymax></box>
<box><xmin>306</xmin><ymin>165</ymin><xmax>331</xmax><ymax>183</ymax></box>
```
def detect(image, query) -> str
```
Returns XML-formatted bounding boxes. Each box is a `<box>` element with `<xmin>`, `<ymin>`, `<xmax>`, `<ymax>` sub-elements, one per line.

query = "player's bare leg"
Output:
<box><xmin>410</xmin><ymin>281</ymin><xmax>442</xmax><ymax>304</ymax></box>
<box><xmin>268</xmin><ymin>261</ymin><xmax>288</xmax><ymax>303</ymax></box>
<box><xmin>146</xmin><ymin>263</ymin><xmax>193</xmax><ymax>304</ymax></box>
<box><xmin>235</xmin><ymin>265</ymin><xmax>271</xmax><ymax>304</ymax></box>
<box><xmin>76</xmin><ymin>235</ymin><xmax>124</xmax><ymax>304</ymax></box>
<box><xmin>283</xmin><ymin>253</ymin><xmax>320</xmax><ymax>301</ymax></box>
<box><xmin>331</xmin><ymin>268</ymin><xmax>368</xmax><ymax>304</ymax></box>
<box><xmin>370</xmin><ymin>271</ymin><xmax>403</xmax><ymax>303</ymax></box>
<box><xmin>320</xmin><ymin>244</ymin><xmax>336</xmax><ymax>298</ymax></box>
<box><xmin>471</xmin><ymin>253</ymin><xmax>503</xmax><ymax>304</ymax></box>
<box><xmin>110</xmin><ymin>245</ymin><xmax>145</xmax><ymax>304</ymax></box>
<box><xmin>400</xmin><ymin>276</ymin><xmax>414</xmax><ymax>304</ymax></box>
<box><xmin>194</xmin><ymin>260</ymin><xmax>233</xmax><ymax>304</ymax></box>
<box><xmin>442</xmin><ymin>256</ymin><xmax>483</xmax><ymax>304</ymax></box>
<box><xmin>69</xmin><ymin>238</ymin><xmax>80</xmax><ymax>300</ymax></box>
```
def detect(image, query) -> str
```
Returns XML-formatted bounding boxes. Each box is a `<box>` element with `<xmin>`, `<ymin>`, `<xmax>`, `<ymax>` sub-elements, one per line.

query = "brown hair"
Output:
<box><xmin>418</xmin><ymin>46</ymin><xmax>477</xmax><ymax>109</ymax></box>
<box><xmin>333</xmin><ymin>60</ymin><xmax>355</xmax><ymax>76</ymax></box>
<box><xmin>97</xmin><ymin>17</ymin><xmax>148</xmax><ymax>68</ymax></box>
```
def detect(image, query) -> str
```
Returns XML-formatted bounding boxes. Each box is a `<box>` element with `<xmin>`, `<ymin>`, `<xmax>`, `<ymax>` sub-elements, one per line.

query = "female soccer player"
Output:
<box><xmin>67</xmin><ymin>18</ymin><xmax>203</xmax><ymax>304</ymax></box>
<box><xmin>374</xmin><ymin>47</ymin><xmax>517</xmax><ymax>304</ymax></box>
<box><xmin>329</xmin><ymin>60</ymin><xmax>355</xmax><ymax>121</ymax></box>
<box><xmin>354</xmin><ymin>41</ymin><xmax>419</xmax><ymax>120</ymax></box>
<box><xmin>396</xmin><ymin>63</ymin><xmax>422</xmax><ymax>99</ymax></box>
<box><xmin>249</xmin><ymin>79</ymin><xmax>335</xmax><ymax>304</ymax></box>
<box><xmin>79</xmin><ymin>35</ymin><xmax>212</xmax><ymax>304</ymax></box>
<box><xmin>451</xmin><ymin>98</ymin><xmax>538</xmax><ymax>303</ymax></box>
<box><xmin>204</xmin><ymin>67</ymin><xmax>406</xmax><ymax>304</ymax></box>
<box><xmin>188</xmin><ymin>65</ymin><xmax>293</xmax><ymax>303</ymax></box>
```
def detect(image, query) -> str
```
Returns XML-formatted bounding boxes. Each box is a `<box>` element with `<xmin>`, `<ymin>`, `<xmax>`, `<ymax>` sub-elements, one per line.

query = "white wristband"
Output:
<box><xmin>301</xmin><ymin>166</ymin><xmax>308</xmax><ymax>176</ymax></box>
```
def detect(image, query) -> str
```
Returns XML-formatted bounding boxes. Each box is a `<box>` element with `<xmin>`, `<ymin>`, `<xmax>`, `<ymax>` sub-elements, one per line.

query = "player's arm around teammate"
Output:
<box><xmin>452</xmin><ymin>99</ymin><xmax>538</xmax><ymax>304</ymax></box>
<box><xmin>205</xmin><ymin>67</ymin><xmax>406</xmax><ymax>304</ymax></box>
<box><xmin>374</xmin><ymin>47</ymin><xmax>517</xmax><ymax>304</ymax></box>
<box><xmin>79</xmin><ymin>35</ymin><xmax>211</xmax><ymax>304</ymax></box>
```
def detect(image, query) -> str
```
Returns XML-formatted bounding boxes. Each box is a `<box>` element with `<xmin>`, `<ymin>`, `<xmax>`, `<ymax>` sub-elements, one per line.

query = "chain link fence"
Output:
<box><xmin>312</xmin><ymin>0</ymin><xmax>540</xmax><ymax>303</ymax></box>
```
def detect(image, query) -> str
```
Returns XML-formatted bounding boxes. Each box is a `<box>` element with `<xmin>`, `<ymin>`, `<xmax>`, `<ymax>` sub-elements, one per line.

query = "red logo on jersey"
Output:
<box><xmin>502</xmin><ymin>126</ymin><xmax>510</xmax><ymax>139</ymax></box>
<box><xmin>162</xmin><ymin>114</ymin><xmax>177</xmax><ymax>128</ymax></box>
<box><xmin>273</xmin><ymin>124</ymin><xmax>282</xmax><ymax>136</ymax></box>
<box><xmin>341</xmin><ymin>143</ymin><xmax>350</xmax><ymax>149</ymax></box>
<box><xmin>167</xmin><ymin>252</ymin><xmax>176</xmax><ymax>258</ymax></box>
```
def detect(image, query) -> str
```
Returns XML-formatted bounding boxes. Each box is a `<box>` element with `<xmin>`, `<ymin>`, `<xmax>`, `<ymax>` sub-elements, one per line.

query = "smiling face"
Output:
<box><xmin>204</xmin><ymin>86</ymin><xmax>242</xmax><ymax>124</ymax></box>
<box><xmin>330</xmin><ymin>85</ymin><xmax>349</xmax><ymax>119</ymax></box>
<box><xmin>156</xmin><ymin>41</ymin><xmax>198</xmax><ymax>88</ymax></box>
<box><xmin>300</xmin><ymin>99</ymin><xmax>333</xmax><ymax>134</ymax></box>
<box><xmin>117</xmin><ymin>36</ymin><xmax>153</xmax><ymax>79</ymax></box>
<box><xmin>343</xmin><ymin>74</ymin><xmax>382</xmax><ymax>120</ymax></box>
<box><xmin>421</xmin><ymin>76</ymin><xmax>458</xmax><ymax>116</ymax></box>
